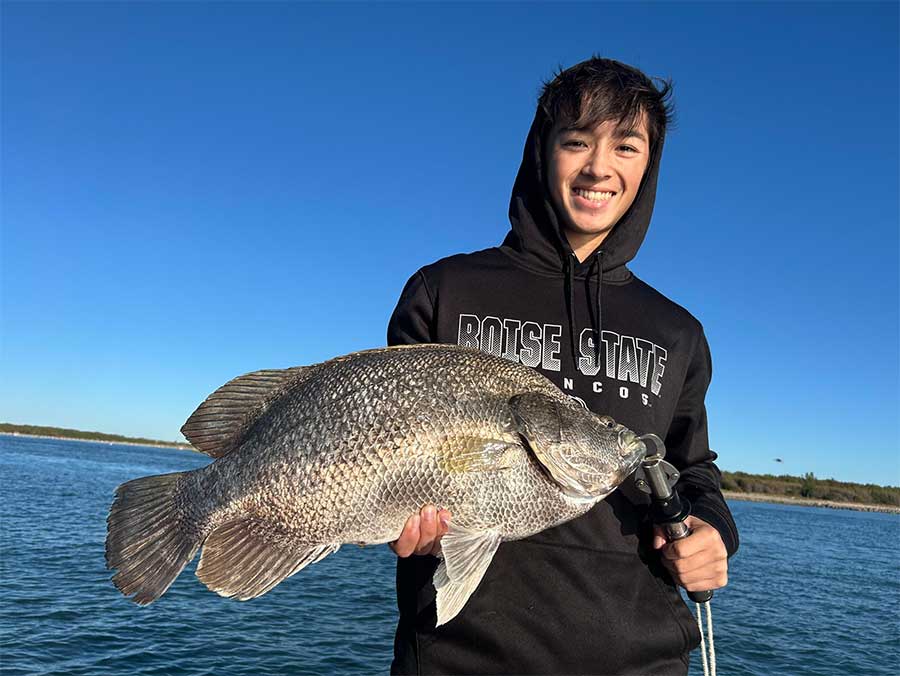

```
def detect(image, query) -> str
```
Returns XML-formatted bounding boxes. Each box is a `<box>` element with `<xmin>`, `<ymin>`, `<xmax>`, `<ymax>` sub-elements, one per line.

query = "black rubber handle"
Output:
<box><xmin>657</xmin><ymin>496</ymin><xmax>715</xmax><ymax>603</ymax></box>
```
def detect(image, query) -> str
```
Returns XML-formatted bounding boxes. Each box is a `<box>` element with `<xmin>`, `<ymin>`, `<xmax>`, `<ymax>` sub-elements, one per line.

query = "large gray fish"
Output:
<box><xmin>106</xmin><ymin>344</ymin><xmax>646</xmax><ymax>625</ymax></box>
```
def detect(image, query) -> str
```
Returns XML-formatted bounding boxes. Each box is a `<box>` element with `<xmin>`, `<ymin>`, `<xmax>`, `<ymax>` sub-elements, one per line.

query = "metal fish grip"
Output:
<box><xmin>635</xmin><ymin>433</ymin><xmax>717</xmax><ymax>676</ymax></box>
<box><xmin>633</xmin><ymin>447</ymin><xmax>681</xmax><ymax>499</ymax></box>
<box><xmin>634</xmin><ymin>433</ymin><xmax>710</xmax><ymax>599</ymax></box>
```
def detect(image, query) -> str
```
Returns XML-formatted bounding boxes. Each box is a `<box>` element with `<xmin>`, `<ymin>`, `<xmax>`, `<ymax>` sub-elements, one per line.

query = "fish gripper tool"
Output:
<box><xmin>634</xmin><ymin>433</ymin><xmax>713</xmax><ymax>604</ymax></box>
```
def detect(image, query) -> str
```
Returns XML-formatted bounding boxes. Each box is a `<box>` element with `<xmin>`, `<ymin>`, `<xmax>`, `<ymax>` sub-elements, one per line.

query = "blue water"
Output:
<box><xmin>1</xmin><ymin>435</ymin><xmax>898</xmax><ymax>676</ymax></box>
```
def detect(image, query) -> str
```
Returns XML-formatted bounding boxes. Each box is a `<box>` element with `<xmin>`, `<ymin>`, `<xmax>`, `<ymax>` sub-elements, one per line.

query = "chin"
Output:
<box><xmin>571</xmin><ymin>222</ymin><xmax>614</xmax><ymax>237</ymax></box>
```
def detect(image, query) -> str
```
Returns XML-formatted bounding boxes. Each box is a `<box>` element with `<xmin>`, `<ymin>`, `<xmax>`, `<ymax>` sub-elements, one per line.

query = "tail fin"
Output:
<box><xmin>105</xmin><ymin>471</ymin><xmax>203</xmax><ymax>605</ymax></box>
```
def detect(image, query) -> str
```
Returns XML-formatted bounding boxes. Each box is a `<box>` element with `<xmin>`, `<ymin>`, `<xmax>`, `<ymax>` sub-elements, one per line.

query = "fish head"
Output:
<box><xmin>509</xmin><ymin>392</ymin><xmax>646</xmax><ymax>499</ymax></box>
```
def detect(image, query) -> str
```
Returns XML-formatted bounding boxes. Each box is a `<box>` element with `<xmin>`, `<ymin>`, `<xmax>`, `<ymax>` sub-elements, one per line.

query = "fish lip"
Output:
<box><xmin>613</xmin><ymin>437</ymin><xmax>648</xmax><ymax>485</ymax></box>
<box><xmin>617</xmin><ymin>428</ymin><xmax>638</xmax><ymax>453</ymax></box>
<box><xmin>626</xmin><ymin>438</ymin><xmax>648</xmax><ymax>471</ymax></box>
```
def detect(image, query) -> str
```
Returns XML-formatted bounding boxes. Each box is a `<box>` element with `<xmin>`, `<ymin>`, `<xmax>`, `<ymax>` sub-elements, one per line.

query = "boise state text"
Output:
<box><xmin>457</xmin><ymin>313</ymin><xmax>668</xmax><ymax>406</ymax></box>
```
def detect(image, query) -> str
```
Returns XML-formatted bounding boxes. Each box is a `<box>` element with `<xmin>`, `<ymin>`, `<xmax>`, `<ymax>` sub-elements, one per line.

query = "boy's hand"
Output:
<box><xmin>652</xmin><ymin>516</ymin><xmax>728</xmax><ymax>591</ymax></box>
<box><xmin>390</xmin><ymin>504</ymin><xmax>452</xmax><ymax>557</ymax></box>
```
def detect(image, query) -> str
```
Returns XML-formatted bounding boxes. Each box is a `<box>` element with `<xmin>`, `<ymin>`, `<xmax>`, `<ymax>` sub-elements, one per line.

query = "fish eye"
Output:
<box><xmin>597</xmin><ymin>415</ymin><xmax>616</xmax><ymax>429</ymax></box>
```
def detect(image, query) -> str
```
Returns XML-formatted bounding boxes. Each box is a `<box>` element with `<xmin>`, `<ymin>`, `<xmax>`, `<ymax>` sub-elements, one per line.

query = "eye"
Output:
<box><xmin>563</xmin><ymin>139</ymin><xmax>587</xmax><ymax>148</ymax></box>
<box><xmin>598</xmin><ymin>415</ymin><xmax>616</xmax><ymax>429</ymax></box>
<box><xmin>617</xmin><ymin>144</ymin><xmax>638</xmax><ymax>154</ymax></box>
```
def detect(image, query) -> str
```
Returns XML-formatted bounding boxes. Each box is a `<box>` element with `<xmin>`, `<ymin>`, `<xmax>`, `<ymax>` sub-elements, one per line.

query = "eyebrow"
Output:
<box><xmin>560</xmin><ymin>126</ymin><xmax>648</xmax><ymax>143</ymax></box>
<box><xmin>617</xmin><ymin>129</ymin><xmax>648</xmax><ymax>143</ymax></box>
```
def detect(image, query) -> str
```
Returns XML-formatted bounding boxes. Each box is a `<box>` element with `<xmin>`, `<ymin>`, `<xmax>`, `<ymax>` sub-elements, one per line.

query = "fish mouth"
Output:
<box><xmin>618</xmin><ymin>431</ymin><xmax>648</xmax><ymax>479</ymax></box>
<box><xmin>616</xmin><ymin>428</ymin><xmax>647</xmax><ymax>468</ymax></box>
<box><xmin>617</xmin><ymin>428</ymin><xmax>640</xmax><ymax>454</ymax></box>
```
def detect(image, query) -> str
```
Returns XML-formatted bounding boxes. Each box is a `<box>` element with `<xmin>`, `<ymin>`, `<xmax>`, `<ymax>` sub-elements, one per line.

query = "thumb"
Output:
<box><xmin>652</xmin><ymin>526</ymin><xmax>667</xmax><ymax>550</ymax></box>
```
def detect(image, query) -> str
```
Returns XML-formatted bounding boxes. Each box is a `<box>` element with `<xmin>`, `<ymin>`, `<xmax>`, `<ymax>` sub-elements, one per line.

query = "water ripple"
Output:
<box><xmin>1</xmin><ymin>436</ymin><xmax>898</xmax><ymax>676</ymax></box>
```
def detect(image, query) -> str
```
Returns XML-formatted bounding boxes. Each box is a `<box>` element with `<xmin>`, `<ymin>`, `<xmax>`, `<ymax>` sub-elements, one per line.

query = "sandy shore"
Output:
<box><xmin>723</xmin><ymin>490</ymin><xmax>900</xmax><ymax>514</ymax></box>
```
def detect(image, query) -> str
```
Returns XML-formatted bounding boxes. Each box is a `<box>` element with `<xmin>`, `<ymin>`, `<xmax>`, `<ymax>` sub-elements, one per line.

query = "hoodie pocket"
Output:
<box><xmin>640</xmin><ymin>553</ymin><xmax>703</xmax><ymax>656</ymax></box>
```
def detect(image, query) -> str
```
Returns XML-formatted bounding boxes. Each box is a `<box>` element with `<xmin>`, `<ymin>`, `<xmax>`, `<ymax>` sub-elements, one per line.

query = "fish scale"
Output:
<box><xmin>106</xmin><ymin>344</ymin><xmax>645</xmax><ymax>623</ymax></box>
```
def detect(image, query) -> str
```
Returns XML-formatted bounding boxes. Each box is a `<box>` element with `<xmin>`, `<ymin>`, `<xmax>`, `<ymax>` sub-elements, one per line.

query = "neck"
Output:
<box><xmin>564</xmin><ymin>230</ymin><xmax>609</xmax><ymax>263</ymax></box>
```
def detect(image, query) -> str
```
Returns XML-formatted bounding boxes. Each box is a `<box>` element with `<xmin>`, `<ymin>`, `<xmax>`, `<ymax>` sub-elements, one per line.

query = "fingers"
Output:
<box><xmin>390</xmin><ymin>505</ymin><xmax>452</xmax><ymax>558</ymax></box>
<box><xmin>662</xmin><ymin>548</ymin><xmax>721</xmax><ymax>574</ymax></box>
<box><xmin>652</xmin><ymin>526</ymin><xmax>667</xmax><ymax>550</ymax></box>
<box><xmin>660</xmin><ymin>520</ymin><xmax>726</xmax><ymax>561</ymax></box>
<box><xmin>429</xmin><ymin>509</ymin><xmax>451</xmax><ymax>556</ymax></box>
<box><xmin>389</xmin><ymin>514</ymin><xmax>421</xmax><ymax>558</ymax></box>
<box><xmin>657</xmin><ymin>516</ymin><xmax>728</xmax><ymax>590</ymax></box>
<box><xmin>660</xmin><ymin>552</ymin><xmax>729</xmax><ymax>588</ymax></box>
<box><xmin>662</xmin><ymin>560</ymin><xmax>729</xmax><ymax>590</ymax></box>
<box><xmin>415</xmin><ymin>505</ymin><xmax>438</xmax><ymax>555</ymax></box>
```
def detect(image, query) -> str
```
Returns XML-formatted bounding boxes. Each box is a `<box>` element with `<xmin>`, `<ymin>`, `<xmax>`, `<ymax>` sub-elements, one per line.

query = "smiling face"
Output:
<box><xmin>545</xmin><ymin>113</ymin><xmax>652</xmax><ymax>261</ymax></box>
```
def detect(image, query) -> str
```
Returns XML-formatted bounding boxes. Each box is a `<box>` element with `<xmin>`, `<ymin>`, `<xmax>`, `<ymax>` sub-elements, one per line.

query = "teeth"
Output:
<box><xmin>574</xmin><ymin>188</ymin><xmax>614</xmax><ymax>202</ymax></box>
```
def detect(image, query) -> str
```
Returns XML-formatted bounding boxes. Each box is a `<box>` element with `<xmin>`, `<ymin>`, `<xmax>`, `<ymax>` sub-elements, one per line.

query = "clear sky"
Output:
<box><xmin>2</xmin><ymin>1</ymin><xmax>897</xmax><ymax>485</ymax></box>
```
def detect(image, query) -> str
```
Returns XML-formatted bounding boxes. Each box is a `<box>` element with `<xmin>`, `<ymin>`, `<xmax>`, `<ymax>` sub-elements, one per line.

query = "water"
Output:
<box><xmin>1</xmin><ymin>435</ymin><xmax>898</xmax><ymax>675</ymax></box>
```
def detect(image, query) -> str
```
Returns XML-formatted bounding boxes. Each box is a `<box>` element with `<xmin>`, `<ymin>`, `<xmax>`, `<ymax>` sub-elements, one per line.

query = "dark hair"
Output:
<box><xmin>537</xmin><ymin>56</ymin><xmax>675</xmax><ymax>150</ymax></box>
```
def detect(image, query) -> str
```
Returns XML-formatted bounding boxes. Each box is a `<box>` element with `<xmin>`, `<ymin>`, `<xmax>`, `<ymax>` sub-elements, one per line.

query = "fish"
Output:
<box><xmin>105</xmin><ymin>344</ymin><xmax>647</xmax><ymax>625</ymax></box>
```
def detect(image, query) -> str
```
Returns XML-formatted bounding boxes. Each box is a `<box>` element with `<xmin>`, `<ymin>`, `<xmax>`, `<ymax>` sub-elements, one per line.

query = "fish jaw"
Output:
<box><xmin>509</xmin><ymin>392</ymin><xmax>643</xmax><ymax>500</ymax></box>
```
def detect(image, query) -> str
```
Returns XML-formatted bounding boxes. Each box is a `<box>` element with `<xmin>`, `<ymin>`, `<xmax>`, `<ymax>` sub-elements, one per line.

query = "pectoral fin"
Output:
<box><xmin>439</xmin><ymin>437</ymin><xmax>522</xmax><ymax>474</ymax></box>
<box><xmin>433</xmin><ymin>525</ymin><xmax>502</xmax><ymax>626</ymax></box>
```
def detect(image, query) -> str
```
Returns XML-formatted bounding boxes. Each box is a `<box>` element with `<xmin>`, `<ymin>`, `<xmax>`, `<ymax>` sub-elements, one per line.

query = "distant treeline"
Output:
<box><xmin>0</xmin><ymin>423</ymin><xmax>190</xmax><ymax>449</ymax></box>
<box><xmin>721</xmin><ymin>471</ymin><xmax>900</xmax><ymax>507</ymax></box>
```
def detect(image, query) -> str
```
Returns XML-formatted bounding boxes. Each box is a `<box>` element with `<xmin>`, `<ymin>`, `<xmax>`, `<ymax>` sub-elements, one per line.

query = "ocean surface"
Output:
<box><xmin>1</xmin><ymin>435</ymin><xmax>898</xmax><ymax>676</ymax></box>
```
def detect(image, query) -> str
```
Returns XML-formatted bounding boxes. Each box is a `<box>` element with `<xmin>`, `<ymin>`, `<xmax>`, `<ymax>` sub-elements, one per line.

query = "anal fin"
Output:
<box><xmin>433</xmin><ymin>525</ymin><xmax>502</xmax><ymax>626</ymax></box>
<box><xmin>196</xmin><ymin>517</ymin><xmax>339</xmax><ymax>600</ymax></box>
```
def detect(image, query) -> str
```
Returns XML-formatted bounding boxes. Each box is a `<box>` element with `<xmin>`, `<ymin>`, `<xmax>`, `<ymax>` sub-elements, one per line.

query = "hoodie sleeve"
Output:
<box><xmin>665</xmin><ymin>329</ymin><xmax>739</xmax><ymax>557</ymax></box>
<box><xmin>387</xmin><ymin>269</ymin><xmax>436</xmax><ymax>346</ymax></box>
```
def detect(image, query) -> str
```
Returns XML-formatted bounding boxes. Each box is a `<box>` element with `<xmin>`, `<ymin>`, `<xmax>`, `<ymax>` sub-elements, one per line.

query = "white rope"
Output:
<box><xmin>696</xmin><ymin>602</ymin><xmax>710</xmax><ymax>676</ymax></box>
<box><xmin>695</xmin><ymin>601</ymin><xmax>716</xmax><ymax>676</ymax></box>
<box><xmin>705</xmin><ymin>601</ymin><xmax>716</xmax><ymax>675</ymax></box>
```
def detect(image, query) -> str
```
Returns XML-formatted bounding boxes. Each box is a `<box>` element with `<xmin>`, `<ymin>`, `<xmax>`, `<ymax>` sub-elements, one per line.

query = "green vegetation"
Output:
<box><xmin>0</xmin><ymin>423</ymin><xmax>191</xmax><ymax>450</ymax></box>
<box><xmin>721</xmin><ymin>470</ymin><xmax>900</xmax><ymax>507</ymax></box>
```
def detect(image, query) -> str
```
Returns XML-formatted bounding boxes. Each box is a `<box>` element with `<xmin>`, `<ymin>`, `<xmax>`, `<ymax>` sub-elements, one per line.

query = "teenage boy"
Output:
<box><xmin>387</xmin><ymin>56</ymin><xmax>739</xmax><ymax>675</ymax></box>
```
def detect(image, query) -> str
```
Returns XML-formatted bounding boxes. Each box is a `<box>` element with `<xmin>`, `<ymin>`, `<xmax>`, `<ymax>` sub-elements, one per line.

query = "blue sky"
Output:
<box><xmin>2</xmin><ymin>1</ymin><xmax>897</xmax><ymax>485</ymax></box>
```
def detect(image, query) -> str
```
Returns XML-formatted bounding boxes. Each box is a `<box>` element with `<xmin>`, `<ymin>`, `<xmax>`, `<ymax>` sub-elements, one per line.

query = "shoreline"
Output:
<box><xmin>0</xmin><ymin>431</ymin><xmax>196</xmax><ymax>453</ymax></box>
<box><xmin>723</xmin><ymin>490</ymin><xmax>900</xmax><ymax>514</ymax></box>
<box><xmin>3</xmin><ymin>432</ymin><xmax>898</xmax><ymax>513</ymax></box>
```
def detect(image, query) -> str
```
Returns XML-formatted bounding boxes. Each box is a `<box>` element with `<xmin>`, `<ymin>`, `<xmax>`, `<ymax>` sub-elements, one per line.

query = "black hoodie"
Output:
<box><xmin>387</xmin><ymin>106</ymin><xmax>739</xmax><ymax>676</ymax></box>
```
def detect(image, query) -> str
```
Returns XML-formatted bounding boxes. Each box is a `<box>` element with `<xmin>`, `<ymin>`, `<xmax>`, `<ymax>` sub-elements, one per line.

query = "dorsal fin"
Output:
<box><xmin>181</xmin><ymin>366</ymin><xmax>313</xmax><ymax>458</ymax></box>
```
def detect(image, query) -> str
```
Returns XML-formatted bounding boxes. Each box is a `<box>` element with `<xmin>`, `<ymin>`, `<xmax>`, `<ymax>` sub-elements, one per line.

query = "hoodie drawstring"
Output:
<box><xmin>565</xmin><ymin>253</ymin><xmax>579</xmax><ymax>368</ymax></box>
<box><xmin>594</xmin><ymin>250</ymin><xmax>603</xmax><ymax>364</ymax></box>
<box><xmin>565</xmin><ymin>250</ymin><xmax>604</xmax><ymax>372</ymax></box>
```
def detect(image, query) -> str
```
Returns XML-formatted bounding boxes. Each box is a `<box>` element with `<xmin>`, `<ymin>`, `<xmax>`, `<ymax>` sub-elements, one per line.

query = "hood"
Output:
<box><xmin>501</xmin><ymin>106</ymin><xmax>665</xmax><ymax>282</ymax></box>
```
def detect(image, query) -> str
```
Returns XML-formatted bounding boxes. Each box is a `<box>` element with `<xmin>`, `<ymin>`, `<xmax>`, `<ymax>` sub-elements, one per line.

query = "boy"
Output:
<box><xmin>387</xmin><ymin>56</ymin><xmax>738</xmax><ymax>675</ymax></box>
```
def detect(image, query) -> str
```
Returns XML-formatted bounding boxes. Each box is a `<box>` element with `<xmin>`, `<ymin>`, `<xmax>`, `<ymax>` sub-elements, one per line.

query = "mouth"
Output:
<box><xmin>572</xmin><ymin>187</ymin><xmax>616</xmax><ymax>209</ymax></box>
<box><xmin>617</xmin><ymin>429</ymin><xmax>647</xmax><ymax>474</ymax></box>
<box><xmin>617</xmin><ymin>428</ymin><xmax>640</xmax><ymax>454</ymax></box>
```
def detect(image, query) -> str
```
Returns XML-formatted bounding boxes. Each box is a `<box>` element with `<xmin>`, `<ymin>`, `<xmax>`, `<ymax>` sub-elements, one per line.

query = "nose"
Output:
<box><xmin>582</xmin><ymin>147</ymin><xmax>613</xmax><ymax>180</ymax></box>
